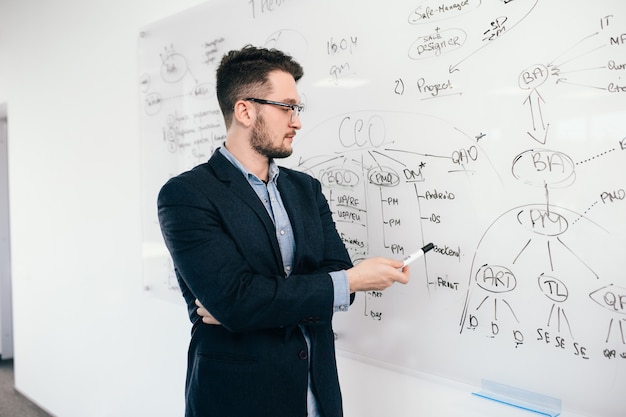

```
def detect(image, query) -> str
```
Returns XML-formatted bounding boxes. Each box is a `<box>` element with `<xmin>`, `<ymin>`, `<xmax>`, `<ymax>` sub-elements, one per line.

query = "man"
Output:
<box><xmin>158</xmin><ymin>45</ymin><xmax>410</xmax><ymax>417</ymax></box>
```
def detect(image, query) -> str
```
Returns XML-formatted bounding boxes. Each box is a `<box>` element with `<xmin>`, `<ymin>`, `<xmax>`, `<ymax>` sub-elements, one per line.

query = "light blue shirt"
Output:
<box><xmin>219</xmin><ymin>146</ymin><xmax>350</xmax><ymax>416</ymax></box>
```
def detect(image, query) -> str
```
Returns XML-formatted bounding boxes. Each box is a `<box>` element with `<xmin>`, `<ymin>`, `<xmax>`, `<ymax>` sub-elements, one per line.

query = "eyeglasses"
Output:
<box><xmin>244</xmin><ymin>98</ymin><xmax>304</xmax><ymax>123</ymax></box>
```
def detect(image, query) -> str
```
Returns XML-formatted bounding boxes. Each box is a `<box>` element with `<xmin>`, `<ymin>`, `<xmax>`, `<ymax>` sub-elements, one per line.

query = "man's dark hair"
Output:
<box><xmin>216</xmin><ymin>45</ymin><xmax>304</xmax><ymax>127</ymax></box>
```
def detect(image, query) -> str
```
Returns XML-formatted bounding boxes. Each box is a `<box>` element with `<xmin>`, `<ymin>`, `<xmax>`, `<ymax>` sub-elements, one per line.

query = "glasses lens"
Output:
<box><xmin>290</xmin><ymin>105</ymin><xmax>302</xmax><ymax>123</ymax></box>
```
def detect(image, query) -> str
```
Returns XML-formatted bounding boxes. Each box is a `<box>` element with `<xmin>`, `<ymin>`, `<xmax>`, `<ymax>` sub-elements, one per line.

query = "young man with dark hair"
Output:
<box><xmin>158</xmin><ymin>45</ymin><xmax>409</xmax><ymax>417</ymax></box>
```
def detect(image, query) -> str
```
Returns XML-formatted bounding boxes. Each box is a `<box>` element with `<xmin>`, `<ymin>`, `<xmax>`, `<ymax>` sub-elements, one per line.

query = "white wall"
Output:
<box><xmin>0</xmin><ymin>104</ymin><xmax>11</xmax><ymax>359</ymax></box>
<box><xmin>0</xmin><ymin>1</ymin><xmax>594</xmax><ymax>417</ymax></box>
<box><xmin>0</xmin><ymin>1</ymin><xmax>203</xmax><ymax>416</ymax></box>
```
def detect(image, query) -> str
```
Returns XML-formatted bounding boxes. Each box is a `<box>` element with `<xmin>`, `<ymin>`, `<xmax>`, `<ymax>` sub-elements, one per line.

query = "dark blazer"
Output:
<box><xmin>158</xmin><ymin>150</ymin><xmax>354</xmax><ymax>417</ymax></box>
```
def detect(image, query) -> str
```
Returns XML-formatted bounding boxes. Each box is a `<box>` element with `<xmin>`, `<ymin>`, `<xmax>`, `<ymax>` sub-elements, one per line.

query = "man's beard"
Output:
<box><xmin>250</xmin><ymin>114</ymin><xmax>293</xmax><ymax>159</ymax></box>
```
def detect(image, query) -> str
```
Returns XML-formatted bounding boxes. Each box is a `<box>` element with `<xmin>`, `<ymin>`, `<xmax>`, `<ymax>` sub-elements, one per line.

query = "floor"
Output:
<box><xmin>0</xmin><ymin>359</ymin><xmax>54</xmax><ymax>417</ymax></box>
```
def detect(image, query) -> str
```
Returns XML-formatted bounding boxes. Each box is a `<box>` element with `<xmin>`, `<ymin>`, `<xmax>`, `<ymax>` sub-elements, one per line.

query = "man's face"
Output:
<box><xmin>249</xmin><ymin>70</ymin><xmax>301</xmax><ymax>159</ymax></box>
<box><xmin>250</xmin><ymin>112</ymin><xmax>293</xmax><ymax>159</ymax></box>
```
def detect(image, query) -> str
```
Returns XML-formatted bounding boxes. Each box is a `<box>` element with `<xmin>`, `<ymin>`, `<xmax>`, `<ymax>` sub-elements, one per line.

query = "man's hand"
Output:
<box><xmin>195</xmin><ymin>299</ymin><xmax>222</xmax><ymax>325</ymax></box>
<box><xmin>346</xmin><ymin>257</ymin><xmax>410</xmax><ymax>293</ymax></box>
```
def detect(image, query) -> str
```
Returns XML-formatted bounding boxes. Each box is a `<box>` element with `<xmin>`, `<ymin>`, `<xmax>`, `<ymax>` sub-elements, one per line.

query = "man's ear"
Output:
<box><xmin>233</xmin><ymin>100</ymin><xmax>255</xmax><ymax>128</ymax></box>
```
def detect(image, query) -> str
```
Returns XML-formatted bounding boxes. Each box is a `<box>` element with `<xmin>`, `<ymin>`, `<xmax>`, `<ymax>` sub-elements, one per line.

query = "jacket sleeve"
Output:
<box><xmin>157</xmin><ymin>169</ymin><xmax>350</xmax><ymax>332</ymax></box>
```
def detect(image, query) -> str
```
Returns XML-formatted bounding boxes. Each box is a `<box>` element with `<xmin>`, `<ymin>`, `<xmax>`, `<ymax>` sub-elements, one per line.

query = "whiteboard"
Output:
<box><xmin>138</xmin><ymin>1</ymin><xmax>626</xmax><ymax>416</ymax></box>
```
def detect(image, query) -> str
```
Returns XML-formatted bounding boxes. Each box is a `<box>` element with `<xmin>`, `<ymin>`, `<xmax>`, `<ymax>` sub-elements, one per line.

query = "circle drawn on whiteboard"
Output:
<box><xmin>511</xmin><ymin>149</ymin><xmax>576</xmax><ymax>188</ymax></box>
<box><xmin>516</xmin><ymin>206</ymin><xmax>569</xmax><ymax>237</ymax></box>
<box><xmin>189</xmin><ymin>82</ymin><xmax>216</xmax><ymax>100</ymax></box>
<box><xmin>408</xmin><ymin>0</ymin><xmax>481</xmax><ymax>24</ymax></box>
<box><xmin>161</xmin><ymin>52</ymin><xmax>188</xmax><ymax>83</ymax></box>
<box><xmin>538</xmin><ymin>274</ymin><xmax>569</xmax><ymax>303</ymax></box>
<box><xmin>144</xmin><ymin>92</ymin><xmax>162</xmax><ymax>116</ymax></box>
<box><xmin>264</xmin><ymin>29</ymin><xmax>308</xmax><ymax>66</ymax></box>
<box><xmin>589</xmin><ymin>284</ymin><xmax>626</xmax><ymax>315</ymax></box>
<box><xmin>408</xmin><ymin>28</ymin><xmax>467</xmax><ymax>60</ymax></box>
<box><xmin>518</xmin><ymin>64</ymin><xmax>549</xmax><ymax>90</ymax></box>
<box><xmin>475</xmin><ymin>264</ymin><xmax>517</xmax><ymax>293</ymax></box>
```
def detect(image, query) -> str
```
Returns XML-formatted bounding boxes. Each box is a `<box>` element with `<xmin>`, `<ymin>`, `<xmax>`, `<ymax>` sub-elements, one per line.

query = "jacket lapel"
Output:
<box><xmin>276</xmin><ymin>169</ymin><xmax>308</xmax><ymax>271</ymax></box>
<box><xmin>207</xmin><ymin>151</ymin><xmax>283</xmax><ymax>269</ymax></box>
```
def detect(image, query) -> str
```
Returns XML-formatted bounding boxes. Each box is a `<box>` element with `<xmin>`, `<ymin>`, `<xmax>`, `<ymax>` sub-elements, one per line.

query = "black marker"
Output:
<box><xmin>401</xmin><ymin>243</ymin><xmax>434</xmax><ymax>267</ymax></box>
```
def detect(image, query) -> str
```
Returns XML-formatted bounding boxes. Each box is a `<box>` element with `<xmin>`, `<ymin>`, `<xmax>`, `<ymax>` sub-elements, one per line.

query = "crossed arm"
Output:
<box><xmin>195</xmin><ymin>257</ymin><xmax>410</xmax><ymax>325</ymax></box>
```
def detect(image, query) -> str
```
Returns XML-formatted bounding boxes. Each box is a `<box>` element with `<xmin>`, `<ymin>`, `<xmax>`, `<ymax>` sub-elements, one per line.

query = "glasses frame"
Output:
<box><xmin>243</xmin><ymin>97</ymin><xmax>304</xmax><ymax>123</ymax></box>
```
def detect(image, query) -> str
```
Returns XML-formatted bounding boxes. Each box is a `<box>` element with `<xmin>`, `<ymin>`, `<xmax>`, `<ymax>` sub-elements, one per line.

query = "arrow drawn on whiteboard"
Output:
<box><xmin>548</xmin><ymin>31</ymin><xmax>602</xmax><ymax>67</ymax></box>
<box><xmin>523</xmin><ymin>89</ymin><xmax>550</xmax><ymax>144</ymax></box>
<box><xmin>524</xmin><ymin>89</ymin><xmax>545</xmax><ymax>130</ymax></box>
<box><xmin>383</xmin><ymin>148</ymin><xmax>451</xmax><ymax>161</ymax></box>
<box><xmin>558</xmin><ymin>65</ymin><xmax>607</xmax><ymax>75</ymax></box>
<box><xmin>448</xmin><ymin>0</ymin><xmax>539</xmax><ymax>73</ymax></box>
<box><xmin>296</xmin><ymin>155</ymin><xmax>345</xmax><ymax>170</ymax></box>
<box><xmin>546</xmin><ymin>31</ymin><xmax>608</xmax><ymax>91</ymax></box>
<box><xmin>366</xmin><ymin>151</ymin><xmax>384</xmax><ymax>173</ymax></box>
<box><xmin>556</xmin><ymin>80</ymin><xmax>606</xmax><ymax>91</ymax></box>
<box><xmin>370</xmin><ymin>150</ymin><xmax>408</xmax><ymax>167</ymax></box>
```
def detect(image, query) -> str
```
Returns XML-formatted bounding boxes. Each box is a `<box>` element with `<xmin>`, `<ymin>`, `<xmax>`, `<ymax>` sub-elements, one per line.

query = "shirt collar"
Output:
<box><xmin>218</xmin><ymin>145</ymin><xmax>280</xmax><ymax>184</ymax></box>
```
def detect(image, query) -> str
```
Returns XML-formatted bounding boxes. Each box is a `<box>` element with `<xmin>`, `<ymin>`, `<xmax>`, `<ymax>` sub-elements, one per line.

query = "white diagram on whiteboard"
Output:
<box><xmin>138</xmin><ymin>1</ymin><xmax>626</xmax><ymax>363</ymax></box>
<box><xmin>590</xmin><ymin>284</ymin><xmax>626</xmax><ymax>358</ymax></box>
<box><xmin>289</xmin><ymin>110</ymin><xmax>503</xmax><ymax>322</ymax></box>
<box><xmin>459</xmin><ymin>13</ymin><xmax>626</xmax><ymax>361</ymax></box>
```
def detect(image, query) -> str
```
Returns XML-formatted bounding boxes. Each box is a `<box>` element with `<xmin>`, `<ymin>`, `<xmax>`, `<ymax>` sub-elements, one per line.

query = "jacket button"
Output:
<box><xmin>298</xmin><ymin>350</ymin><xmax>308</xmax><ymax>360</ymax></box>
